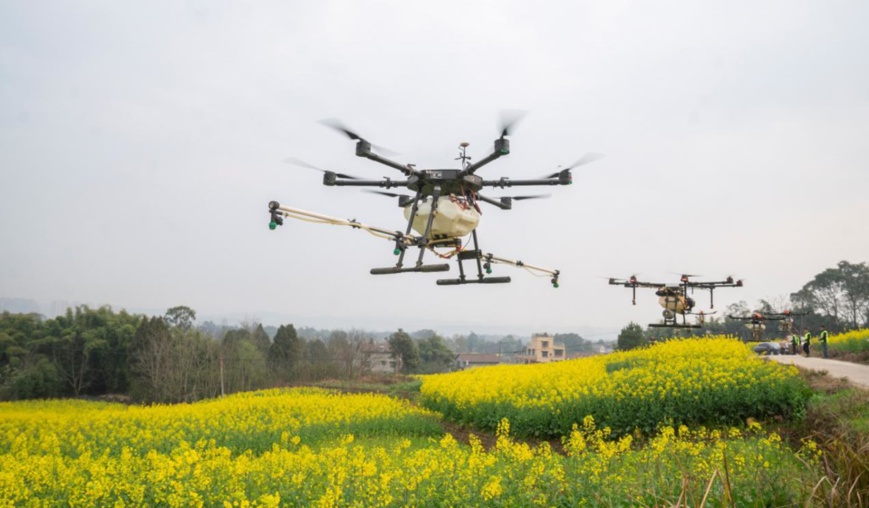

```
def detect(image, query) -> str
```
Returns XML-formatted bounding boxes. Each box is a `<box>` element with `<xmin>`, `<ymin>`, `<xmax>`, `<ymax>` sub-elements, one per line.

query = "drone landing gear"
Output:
<box><xmin>436</xmin><ymin>230</ymin><xmax>513</xmax><ymax>286</ymax></box>
<box><xmin>649</xmin><ymin>309</ymin><xmax>701</xmax><ymax>329</ymax></box>
<box><xmin>371</xmin><ymin>264</ymin><xmax>449</xmax><ymax>275</ymax></box>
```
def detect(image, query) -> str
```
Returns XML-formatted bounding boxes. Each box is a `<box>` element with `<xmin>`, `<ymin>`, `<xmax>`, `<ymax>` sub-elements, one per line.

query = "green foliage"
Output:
<box><xmin>617</xmin><ymin>322</ymin><xmax>645</xmax><ymax>351</ymax></box>
<box><xmin>270</xmin><ymin>324</ymin><xmax>305</xmax><ymax>381</ymax></box>
<box><xmin>164</xmin><ymin>306</ymin><xmax>196</xmax><ymax>330</ymax></box>
<box><xmin>1</xmin><ymin>356</ymin><xmax>59</xmax><ymax>400</ymax></box>
<box><xmin>792</xmin><ymin>260</ymin><xmax>869</xmax><ymax>330</ymax></box>
<box><xmin>388</xmin><ymin>329</ymin><xmax>420</xmax><ymax>374</ymax></box>
<box><xmin>554</xmin><ymin>332</ymin><xmax>595</xmax><ymax>353</ymax></box>
<box><xmin>416</xmin><ymin>334</ymin><xmax>454</xmax><ymax>374</ymax></box>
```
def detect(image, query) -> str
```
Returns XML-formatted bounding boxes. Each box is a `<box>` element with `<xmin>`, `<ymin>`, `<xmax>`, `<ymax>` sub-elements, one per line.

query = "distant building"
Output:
<box><xmin>359</xmin><ymin>341</ymin><xmax>401</xmax><ymax>374</ymax></box>
<box><xmin>454</xmin><ymin>353</ymin><xmax>502</xmax><ymax>370</ymax></box>
<box><xmin>521</xmin><ymin>334</ymin><xmax>566</xmax><ymax>363</ymax></box>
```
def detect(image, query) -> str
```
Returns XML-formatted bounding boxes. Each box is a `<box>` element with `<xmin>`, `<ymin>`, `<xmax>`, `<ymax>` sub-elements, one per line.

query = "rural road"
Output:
<box><xmin>769</xmin><ymin>355</ymin><xmax>869</xmax><ymax>389</ymax></box>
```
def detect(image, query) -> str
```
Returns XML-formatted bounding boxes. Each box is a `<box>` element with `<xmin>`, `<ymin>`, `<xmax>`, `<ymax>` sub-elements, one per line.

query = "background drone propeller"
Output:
<box><xmin>541</xmin><ymin>152</ymin><xmax>606</xmax><ymax>178</ymax></box>
<box><xmin>283</xmin><ymin>157</ymin><xmax>362</xmax><ymax>180</ymax></box>
<box><xmin>318</xmin><ymin>118</ymin><xmax>398</xmax><ymax>156</ymax></box>
<box><xmin>498</xmin><ymin>109</ymin><xmax>527</xmax><ymax>139</ymax></box>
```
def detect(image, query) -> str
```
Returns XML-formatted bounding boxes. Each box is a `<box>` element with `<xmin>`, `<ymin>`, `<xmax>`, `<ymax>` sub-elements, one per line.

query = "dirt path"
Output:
<box><xmin>769</xmin><ymin>355</ymin><xmax>869</xmax><ymax>389</ymax></box>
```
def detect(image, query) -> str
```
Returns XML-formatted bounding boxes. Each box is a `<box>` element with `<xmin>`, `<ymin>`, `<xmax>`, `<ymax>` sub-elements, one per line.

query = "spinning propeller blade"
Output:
<box><xmin>364</xmin><ymin>190</ymin><xmax>411</xmax><ymax>199</ymax></box>
<box><xmin>318</xmin><ymin>118</ymin><xmax>398</xmax><ymax>155</ymax></box>
<box><xmin>283</xmin><ymin>157</ymin><xmax>362</xmax><ymax>180</ymax></box>
<box><xmin>498</xmin><ymin>110</ymin><xmax>527</xmax><ymax>138</ymax></box>
<box><xmin>510</xmin><ymin>194</ymin><xmax>552</xmax><ymax>201</ymax></box>
<box><xmin>542</xmin><ymin>152</ymin><xmax>605</xmax><ymax>178</ymax></box>
<box><xmin>319</xmin><ymin>118</ymin><xmax>370</xmax><ymax>141</ymax></box>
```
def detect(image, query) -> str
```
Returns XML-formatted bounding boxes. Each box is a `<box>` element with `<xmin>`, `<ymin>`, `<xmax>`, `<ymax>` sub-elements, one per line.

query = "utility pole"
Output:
<box><xmin>220</xmin><ymin>355</ymin><xmax>225</xmax><ymax>397</ymax></box>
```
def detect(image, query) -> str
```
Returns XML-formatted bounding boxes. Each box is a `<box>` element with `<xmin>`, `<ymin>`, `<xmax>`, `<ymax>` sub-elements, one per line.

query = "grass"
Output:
<box><xmin>787</xmin><ymin>367</ymin><xmax>869</xmax><ymax>506</ymax></box>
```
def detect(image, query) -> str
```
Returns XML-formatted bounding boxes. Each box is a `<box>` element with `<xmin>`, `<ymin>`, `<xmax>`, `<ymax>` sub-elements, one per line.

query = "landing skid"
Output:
<box><xmin>370</xmin><ymin>264</ymin><xmax>449</xmax><ymax>274</ymax></box>
<box><xmin>437</xmin><ymin>276</ymin><xmax>511</xmax><ymax>285</ymax></box>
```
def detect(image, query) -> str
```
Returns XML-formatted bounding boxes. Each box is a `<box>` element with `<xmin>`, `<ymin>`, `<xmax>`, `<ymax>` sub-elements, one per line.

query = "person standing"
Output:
<box><xmin>802</xmin><ymin>328</ymin><xmax>811</xmax><ymax>357</ymax></box>
<box><xmin>790</xmin><ymin>333</ymin><xmax>799</xmax><ymax>355</ymax></box>
<box><xmin>818</xmin><ymin>325</ymin><xmax>829</xmax><ymax>359</ymax></box>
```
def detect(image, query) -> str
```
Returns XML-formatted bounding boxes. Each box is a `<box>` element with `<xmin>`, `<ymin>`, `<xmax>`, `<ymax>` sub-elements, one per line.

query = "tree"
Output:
<box><xmin>42</xmin><ymin>306</ymin><xmax>118</xmax><ymax>397</ymax></box>
<box><xmin>417</xmin><ymin>334</ymin><xmax>454</xmax><ymax>373</ymax></box>
<box><xmin>617</xmin><ymin>322</ymin><xmax>645</xmax><ymax>351</ymax></box>
<box><xmin>554</xmin><ymin>333</ymin><xmax>592</xmax><ymax>353</ymax></box>
<box><xmin>270</xmin><ymin>324</ymin><xmax>304</xmax><ymax>381</ymax></box>
<box><xmin>302</xmin><ymin>339</ymin><xmax>331</xmax><ymax>380</ymax></box>
<box><xmin>251</xmin><ymin>324</ymin><xmax>272</xmax><ymax>356</ymax></box>
<box><xmin>792</xmin><ymin>261</ymin><xmax>869</xmax><ymax>330</ymax></box>
<box><xmin>388</xmin><ymin>329</ymin><xmax>420</xmax><ymax>374</ymax></box>
<box><xmin>128</xmin><ymin>316</ymin><xmax>175</xmax><ymax>402</ymax></box>
<box><xmin>165</xmin><ymin>306</ymin><xmax>196</xmax><ymax>330</ymax></box>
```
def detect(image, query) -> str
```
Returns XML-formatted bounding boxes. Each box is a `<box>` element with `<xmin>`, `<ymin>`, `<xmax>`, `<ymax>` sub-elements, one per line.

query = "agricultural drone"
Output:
<box><xmin>728</xmin><ymin>310</ymin><xmax>807</xmax><ymax>341</ymax></box>
<box><xmin>267</xmin><ymin>114</ymin><xmax>604</xmax><ymax>287</ymax></box>
<box><xmin>608</xmin><ymin>274</ymin><xmax>743</xmax><ymax>328</ymax></box>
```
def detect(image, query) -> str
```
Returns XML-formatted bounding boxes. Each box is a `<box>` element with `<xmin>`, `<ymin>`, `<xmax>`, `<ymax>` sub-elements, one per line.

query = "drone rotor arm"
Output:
<box><xmin>333</xmin><ymin>179</ymin><xmax>409</xmax><ymax>189</ymax></box>
<box><xmin>481</xmin><ymin>177</ymin><xmax>565</xmax><ymax>188</ymax></box>
<box><xmin>475</xmin><ymin>193</ymin><xmax>511</xmax><ymax>210</ymax></box>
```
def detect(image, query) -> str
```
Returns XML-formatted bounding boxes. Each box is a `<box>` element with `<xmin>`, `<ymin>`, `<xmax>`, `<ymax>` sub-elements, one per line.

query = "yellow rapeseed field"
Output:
<box><xmin>0</xmin><ymin>388</ymin><xmax>820</xmax><ymax>506</ymax></box>
<box><xmin>0</xmin><ymin>340</ymin><xmax>822</xmax><ymax>506</ymax></box>
<box><xmin>420</xmin><ymin>336</ymin><xmax>811</xmax><ymax>436</ymax></box>
<box><xmin>828</xmin><ymin>328</ymin><xmax>869</xmax><ymax>353</ymax></box>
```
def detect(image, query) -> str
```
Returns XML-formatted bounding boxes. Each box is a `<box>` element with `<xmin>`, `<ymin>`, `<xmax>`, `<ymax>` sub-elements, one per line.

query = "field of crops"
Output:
<box><xmin>829</xmin><ymin>328</ymin><xmax>869</xmax><ymax>353</ymax></box>
<box><xmin>420</xmin><ymin>336</ymin><xmax>812</xmax><ymax>437</ymax></box>
<box><xmin>1</xmin><ymin>337</ymin><xmax>829</xmax><ymax>506</ymax></box>
<box><xmin>1</xmin><ymin>385</ymin><xmax>823</xmax><ymax>506</ymax></box>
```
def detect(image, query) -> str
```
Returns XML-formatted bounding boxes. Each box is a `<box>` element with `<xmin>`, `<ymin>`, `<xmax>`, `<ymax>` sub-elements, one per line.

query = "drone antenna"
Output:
<box><xmin>455</xmin><ymin>142</ymin><xmax>472</xmax><ymax>170</ymax></box>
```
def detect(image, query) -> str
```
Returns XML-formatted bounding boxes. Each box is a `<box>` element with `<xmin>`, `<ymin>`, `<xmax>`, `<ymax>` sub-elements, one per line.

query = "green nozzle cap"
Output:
<box><xmin>486</xmin><ymin>268</ymin><xmax>492</xmax><ymax>274</ymax></box>
<box><xmin>268</xmin><ymin>221</ymin><xmax>277</xmax><ymax>230</ymax></box>
<box><xmin>393</xmin><ymin>248</ymin><xmax>401</xmax><ymax>255</ymax></box>
<box><xmin>553</xmin><ymin>283</ymin><xmax>559</xmax><ymax>288</ymax></box>
<box><xmin>499</xmin><ymin>148</ymin><xmax>509</xmax><ymax>155</ymax></box>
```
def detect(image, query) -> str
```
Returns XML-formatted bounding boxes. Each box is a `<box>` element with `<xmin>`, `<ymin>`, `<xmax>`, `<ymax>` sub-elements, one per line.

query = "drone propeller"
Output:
<box><xmin>498</xmin><ymin>110</ymin><xmax>527</xmax><ymax>139</ymax></box>
<box><xmin>508</xmin><ymin>194</ymin><xmax>552</xmax><ymax>201</ymax></box>
<box><xmin>542</xmin><ymin>152</ymin><xmax>605</xmax><ymax>178</ymax></box>
<box><xmin>283</xmin><ymin>157</ymin><xmax>362</xmax><ymax>180</ymax></box>
<box><xmin>318</xmin><ymin>118</ymin><xmax>398</xmax><ymax>156</ymax></box>
<box><xmin>363</xmin><ymin>190</ymin><xmax>412</xmax><ymax>199</ymax></box>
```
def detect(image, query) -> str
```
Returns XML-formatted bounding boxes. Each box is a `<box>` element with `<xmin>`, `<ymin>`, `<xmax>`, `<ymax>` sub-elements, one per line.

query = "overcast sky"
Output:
<box><xmin>1</xmin><ymin>1</ymin><xmax>867</xmax><ymax>338</ymax></box>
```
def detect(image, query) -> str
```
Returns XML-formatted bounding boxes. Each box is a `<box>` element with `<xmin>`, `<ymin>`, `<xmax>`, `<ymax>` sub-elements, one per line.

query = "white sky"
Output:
<box><xmin>1</xmin><ymin>1</ymin><xmax>867</xmax><ymax>338</ymax></box>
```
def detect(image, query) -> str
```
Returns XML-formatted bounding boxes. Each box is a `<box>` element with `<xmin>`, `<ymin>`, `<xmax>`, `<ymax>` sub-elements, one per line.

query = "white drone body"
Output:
<box><xmin>404</xmin><ymin>196</ymin><xmax>481</xmax><ymax>241</ymax></box>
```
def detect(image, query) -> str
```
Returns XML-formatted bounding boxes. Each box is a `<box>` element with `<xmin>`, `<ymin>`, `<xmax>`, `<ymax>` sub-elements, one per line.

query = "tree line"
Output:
<box><xmin>0</xmin><ymin>306</ymin><xmax>480</xmax><ymax>402</ymax></box>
